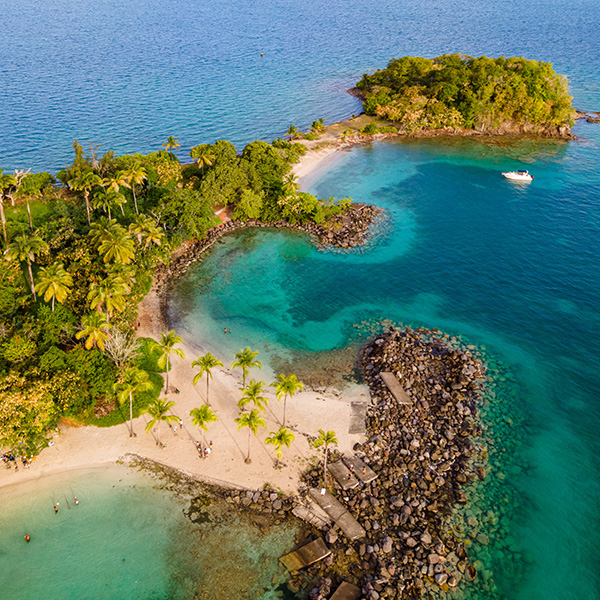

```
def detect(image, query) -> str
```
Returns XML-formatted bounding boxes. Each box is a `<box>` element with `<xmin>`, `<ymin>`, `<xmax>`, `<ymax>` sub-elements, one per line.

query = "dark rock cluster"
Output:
<box><xmin>301</xmin><ymin>326</ymin><xmax>488</xmax><ymax>599</ymax></box>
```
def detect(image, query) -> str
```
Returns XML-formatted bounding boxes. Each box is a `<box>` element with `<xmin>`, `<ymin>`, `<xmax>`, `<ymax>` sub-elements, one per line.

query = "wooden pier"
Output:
<box><xmin>328</xmin><ymin>460</ymin><xmax>359</xmax><ymax>490</ymax></box>
<box><xmin>309</xmin><ymin>489</ymin><xmax>366</xmax><ymax>541</ymax></box>
<box><xmin>330</xmin><ymin>581</ymin><xmax>361</xmax><ymax>600</ymax></box>
<box><xmin>343</xmin><ymin>455</ymin><xmax>378</xmax><ymax>484</ymax></box>
<box><xmin>380</xmin><ymin>371</ymin><xmax>413</xmax><ymax>405</ymax></box>
<box><xmin>280</xmin><ymin>537</ymin><xmax>331</xmax><ymax>572</ymax></box>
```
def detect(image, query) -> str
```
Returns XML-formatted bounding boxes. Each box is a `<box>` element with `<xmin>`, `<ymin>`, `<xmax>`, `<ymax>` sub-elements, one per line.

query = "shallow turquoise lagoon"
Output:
<box><xmin>171</xmin><ymin>126</ymin><xmax>600</xmax><ymax>599</ymax></box>
<box><xmin>0</xmin><ymin>467</ymin><xmax>300</xmax><ymax>600</ymax></box>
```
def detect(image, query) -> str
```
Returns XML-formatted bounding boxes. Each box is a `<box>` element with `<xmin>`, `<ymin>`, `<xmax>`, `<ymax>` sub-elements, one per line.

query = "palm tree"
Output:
<box><xmin>4</xmin><ymin>232</ymin><xmax>48</xmax><ymax>299</ymax></box>
<box><xmin>265</xmin><ymin>426</ymin><xmax>295</xmax><ymax>466</ymax></box>
<box><xmin>97</xmin><ymin>223</ymin><xmax>136</xmax><ymax>264</ymax></box>
<box><xmin>122</xmin><ymin>163</ymin><xmax>146</xmax><ymax>215</ymax></box>
<box><xmin>114</xmin><ymin>367</ymin><xmax>152</xmax><ymax>437</ymax></box>
<box><xmin>195</xmin><ymin>152</ymin><xmax>215</xmax><ymax>174</ymax></box>
<box><xmin>285</xmin><ymin>125</ymin><xmax>301</xmax><ymax>141</ymax></box>
<box><xmin>14</xmin><ymin>173</ymin><xmax>40</xmax><ymax>231</ymax></box>
<box><xmin>238</xmin><ymin>379</ymin><xmax>268</xmax><ymax>411</ymax></box>
<box><xmin>75</xmin><ymin>312</ymin><xmax>110</xmax><ymax>350</ymax></box>
<box><xmin>235</xmin><ymin>408</ymin><xmax>266</xmax><ymax>463</ymax></box>
<box><xmin>144</xmin><ymin>398</ymin><xmax>179</xmax><ymax>447</ymax></box>
<box><xmin>192</xmin><ymin>352</ymin><xmax>224</xmax><ymax>405</ymax></box>
<box><xmin>231</xmin><ymin>347</ymin><xmax>262</xmax><ymax>389</ymax></box>
<box><xmin>270</xmin><ymin>373</ymin><xmax>303</xmax><ymax>427</ymax></box>
<box><xmin>129</xmin><ymin>214</ymin><xmax>164</xmax><ymax>249</ymax></box>
<box><xmin>282</xmin><ymin>173</ymin><xmax>300</xmax><ymax>198</ymax></box>
<box><xmin>313</xmin><ymin>429</ymin><xmax>338</xmax><ymax>484</ymax></box>
<box><xmin>87</xmin><ymin>276</ymin><xmax>128</xmax><ymax>321</ymax></box>
<box><xmin>310</xmin><ymin>118</ymin><xmax>326</xmax><ymax>133</ymax></box>
<box><xmin>162</xmin><ymin>136</ymin><xmax>180</xmax><ymax>153</ymax></box>
<box><xmin>0</xmin><ymin>170</ymin><xmax>17</xmax><ymax>246</ymax></box>
<box><xmin>103</xmin><ymin>171</ymin><xmax>128</xmax><ymax>194</ymax></box>
<box><xmin>69</xmin><ymin>170</ymin><xmax>102</xmax><ymax>225</ymax></box>
<box><xmin>154</xmin><ymin>330</ymin><xmax>185</xmax><ymax>393</ymax></box>
<box><xmin>35</xmin><ymin>262</ymin><xmax>73</xmax><ymax>311</ymax></box>
<box><xmin>190</xmin><ymin>404</ymin><xmax>218</xmax><ymax>456</ymax></box>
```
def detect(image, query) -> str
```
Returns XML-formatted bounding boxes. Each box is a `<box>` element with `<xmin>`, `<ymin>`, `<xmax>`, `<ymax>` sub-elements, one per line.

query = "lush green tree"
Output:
<box><xmin>309</xmin><ymin>118</ymin><xmax>325</xmax><ymax>133</ymax></box>
<box><xmin>190</xmin><ymin>404</ymin><xmax>218</xmax><ymax>456</ymax></box>
<box><xmin>231</xmin><ymin>347</ymin><xmax>262</xmax><ymax>389</ymax></box>
<box><xmin>190</xmin><ymin>145</ymin><xmax>216</xmax><ymax>174</ymax></box>
<box><xmin>129</xmin><ymin>214</ymin><xmax>164</xmax><ymax>249</ymax></box>
<box><xmin>238</xmin><ymin>379</ymin><xmax>268</xmax><ymax>411</ymax></box>
<box><xmin>235</xmin><ymin>408</ymin><xmax>266</xmax><ymax>463</ymax></box>
<box><xmin>94</xmin><ymin>221</ymin><xmax>136</xmax><ymax>264</ymax></box>
<box><xmin>75</xmin><ymin>312</ymin><xmax>110</xmax><ymax>350</ymax></box>
<box><xmin>4</xmin><ymin>231</ymin><xmax>48</xmax><ymax>299</ymax></box>
<box><xmin>122</xmin><ymin>162</ymin><xmax>147</xmax><ymax>215</ymax></box>
<box><xmin>144</xmin><ymin>398</ymin><xmax>178</xmax><ymax>446</ymax></box>
<box><xmin>313</xmin><ymin>429</ymin><xmax>338</xmax><ymax>484</ymax></box>
<box><xmin>158</xmin><ymin>187</ymin><xmax>216</xmax><ymax>241</ymax></box>
<box><xmin>285</xmin><ymin>125</ymin><xmax>301</xmax><ymax>141</ymax></box>
<box><xmin>35</xmin><ymin>262</ymin><xmax>73</xmax><ymax>311</ymax></box>
<box><xmin>87</xmin><ymin>276</ymin><xmax>129</xmax><ymax>321</ymax></box>
<box><xmin>114</xmin><ymin>366</ymin><xmax>152</xmax><ymax>436</ymax></box>
<box><xmin>0</xmin><ymin>170</ymin><xmax>17</xmax><ymax>246</ymax></box>
<box><xmin>265</xmin><ymin>426</ymin><xmax>295</xmax><ymax>466</ymax></box>
<box><xmin>162</xmin><ymin>136</ymin><xmax>181</xmax><ymax>152</ymax></box>
<box><xmin>270</xmin><ymin>373</ymin><xmax>303</xmax><ymax>426</ymax></box>
<box><xmin>154</xmin><ymin>330</ymin><xmax>185</xmax><ymax>393</ymax></box>
<box><xmin>232</xmin><ymin>189</ymin><xmax>264</xmax><ymax>221</ymax></box>
<box><xmin>69</xmin><ymin>170</ymin><xmax>102</xmax><ymax>225</ymax></box>
<box><xmin>192</xmin><ymin>352</ymin><xmax>224</xmax><ymax>405</ymax></box>
<box><xmin>0</xmin><ymin>371</ymin><xmax>58</xmax><ymax>453</ymax></box>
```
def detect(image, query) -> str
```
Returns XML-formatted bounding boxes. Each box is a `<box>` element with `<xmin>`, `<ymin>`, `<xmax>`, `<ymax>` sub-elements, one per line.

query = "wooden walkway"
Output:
<box><xmin>328</xmin><ymin>460</ymin><xmax>359</xmax><ymax>490</ymax></box>
<box><xmin>380</xmin><ymin>372</ymin><xmax>413</xmax><ymax>405</ymax></box>
<box><xmin>330</xmin><ymin>581</ymin><xmax>361</xmax><ymax>600</ymax></box>
<box><xmin>309</xmin><ymin>489</ymin><xmax>366</xmax><ymax>541</ymax></box>
<box><xmin>343</xmin><ymin>455</ymin><xmax>378</xmax><ymax>484</ymax></box>
<box><xmin>280</xmin><ymin>538</ymin><xmax>331</xmax><ymax>571</ymax></box>
<box><xmin>292</xmin><ymin>505</ymin><xmax>332</xmax><ymax>530</ymax></box>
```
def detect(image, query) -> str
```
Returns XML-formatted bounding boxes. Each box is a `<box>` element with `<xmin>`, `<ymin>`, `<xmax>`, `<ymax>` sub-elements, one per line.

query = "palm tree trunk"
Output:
<box><xmin>132</xmin><ymin>187</ymin><xmax>139</xmax><ymax>215</ymax></box>
<box><xmin>108</xmin><ymin>208</ymin><xmax>112</xmax><ymax>220</ymax></box>
<box><xmin>201</xmin><ymin>429</ymin><xmax>205</xmax><ymax>458</ymax></box>
<box><xmin>51</xmin><ymin>295</ymin><xmax>55</xmax><ymax>312</ymax></box>
<box><xmin>119</xmin><ymin>203</ymin><xmax>125</xmax><ymax>217</ymax></box>
<box><xmin>0</xmin><ymin>201</ymin><xmax>7</xmax><ymax>247</ymax></box>
<box><xmin>323</xmin><ymin>446</ymin><xmax>329</xmax><ymax>484</ymax></box>
<box><xmin>26</xmin><ymin>201</ymin><xmax>33</xmax><ymax>230</ymax></box>
<box><xmin>206</xmin><ymin>374</ymin><xmax>210</xmax><ymax>405</ymax></box>
<box><xmin>283</xmin><ymin>394</ymin><xmax>288</xmax><ymax>427</ymax></box>
<box><xmin>84</xmin><ymin>192</ymin><xmax>91</xmax><ymax>225</ymax></box>
<box><xmin>27</xmin><ymin>261</ymin><xmax>36</xmax><ymax>300</ymax></box>
<box><xmin>247</xmin><ymin>430</ymin><xmax>251</xmax><ymax>462</ymax></box>
<box><xmin>165</xmin><ymin>357</ymin><xmax>170</xmax><ymax>393</ymax></box>
<box><xmin>129</xmin><ymin>391</ymin><xmax>134</xmax><ymax>437</ymax></box>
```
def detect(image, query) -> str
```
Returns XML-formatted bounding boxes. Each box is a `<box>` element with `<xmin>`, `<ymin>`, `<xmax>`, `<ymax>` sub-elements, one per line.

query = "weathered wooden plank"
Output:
<box><xmin>328</xmin><ymin>460</ymin><xmax>359</xmax><ymax>490</ymax></box>
<box><xmin>380</xmin><ymin>371</ymin><xmax>413</xmax><ymax>405</ymax></box>
<box><xmin>343</xmin><ymin>455</ymin><xmax>378</xmax><ymax>484</ymax></box>
<box><xmin>308</xmin><ymin>489</ymin><xmax>366</xmax><ymax>541</ymax></box>
<box><xmin>330</xmin><ymin>581</ymin><xmax>362</xmax><ymax>600</ymax></box>
<box><xmin>280</xmin><ymin>538</ymin><xmax>331</xmax><ymax>572</ymax></box>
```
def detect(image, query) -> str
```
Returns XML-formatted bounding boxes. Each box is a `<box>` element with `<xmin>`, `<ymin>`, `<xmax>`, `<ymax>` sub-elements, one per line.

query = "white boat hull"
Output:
<box><xmin>502</xmin><ymin>171</ymin><xmax>533</xmax><ymax>182</ymax></box>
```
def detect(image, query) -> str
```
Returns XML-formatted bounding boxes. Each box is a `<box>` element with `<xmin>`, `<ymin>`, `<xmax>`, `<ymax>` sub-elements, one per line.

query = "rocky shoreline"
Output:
<box><xmin>298</xmin><ymin>326</ymin><xmax>488</xmax><ymax>599</ymax></box>
<box><xmin>152</xmin><ymin>202</ymin><xmax>383</xmax><ymax>296</ymax></box>
<box><xmin>127</xmin><ymin>322</ymin><xmax>491</xmax><ymax>599</ymax></box>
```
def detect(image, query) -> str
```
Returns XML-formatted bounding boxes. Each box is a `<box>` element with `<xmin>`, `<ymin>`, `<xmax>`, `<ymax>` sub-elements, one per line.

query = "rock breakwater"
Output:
<box><xmin>300</xmin><ymin>326</ymin><xmax>489</xmax><ymax>599</ymax></box>
<box><xmin>153</xmin><ymin>203</ymin><xmax>383</xmax><ymax>294</ymax></box>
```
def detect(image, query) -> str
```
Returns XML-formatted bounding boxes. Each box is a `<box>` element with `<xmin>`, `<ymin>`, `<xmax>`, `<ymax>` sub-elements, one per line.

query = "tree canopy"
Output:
<box><xmin>356</xmin><ymin>54</ymin><xmax>575</xmax><ymax>133</ymax></box>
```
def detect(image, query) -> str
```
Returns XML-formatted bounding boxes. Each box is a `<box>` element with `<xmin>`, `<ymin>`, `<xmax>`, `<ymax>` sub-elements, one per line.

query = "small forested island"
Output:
<box><xmin>352</xmin><ymin>54</ymin><xmax>575</xmax><ymax>137</ymax></box>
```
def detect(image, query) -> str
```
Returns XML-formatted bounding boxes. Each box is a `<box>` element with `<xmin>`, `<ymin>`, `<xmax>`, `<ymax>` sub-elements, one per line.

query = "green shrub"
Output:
<box><xmin>360</xmin><ymin>123</ymin><xmax>379</xmax><ymax>135</ymax></box>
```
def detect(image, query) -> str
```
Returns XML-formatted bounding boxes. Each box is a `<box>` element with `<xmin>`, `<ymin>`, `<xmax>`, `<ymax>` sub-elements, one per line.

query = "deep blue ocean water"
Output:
<box><xmin>2</xmin><ymin>0</ymin><xmax>599</xmax><ymax>598</ymax></box>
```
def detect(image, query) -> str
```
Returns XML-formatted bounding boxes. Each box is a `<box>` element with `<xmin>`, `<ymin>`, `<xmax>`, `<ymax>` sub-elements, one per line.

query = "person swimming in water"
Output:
<box><xmin>54</xmin><ymin>503</ymin><xmax>59</xmax><ymax>514</ymax></box>
<box><xmin>24</xmin><ymin>534</ymin><xmax>30</xmax><ymax>543</ymax></box>
<box><xmin>74</xmin><ymin>497</ymin><xmax>79</xmax><ymax>505</ymax></box>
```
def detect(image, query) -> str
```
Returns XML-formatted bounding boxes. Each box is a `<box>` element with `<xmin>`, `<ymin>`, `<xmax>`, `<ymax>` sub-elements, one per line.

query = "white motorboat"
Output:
<box><xmin>502</xmin><ymin>170</ymin><xmax>534</xmax><ymax>182</ymax></box>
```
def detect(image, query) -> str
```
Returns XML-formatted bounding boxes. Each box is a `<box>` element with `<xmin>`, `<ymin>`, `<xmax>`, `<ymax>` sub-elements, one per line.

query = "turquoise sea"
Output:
<box><xmin>1</xmin><ymin>0</ymin><xmax>599</xmax><ymax>598</ymax></box>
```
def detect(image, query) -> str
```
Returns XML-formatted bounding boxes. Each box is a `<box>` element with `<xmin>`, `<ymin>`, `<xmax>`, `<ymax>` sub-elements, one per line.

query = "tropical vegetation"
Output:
<box><xmin>356</xmin><ymin>54</ymin><xmax>575</xmax><ymax>133</ymax></box>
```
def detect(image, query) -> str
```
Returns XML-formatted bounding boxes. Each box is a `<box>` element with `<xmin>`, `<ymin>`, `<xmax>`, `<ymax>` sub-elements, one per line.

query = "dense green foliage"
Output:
<box><xmin>356</xmin><ymin>54</ymin><xmax>574</xmax><ymax>133</ymax></box>
<box><xmin>0</xmin><ymin>135</ymin><xmax>352</xmax><ymax>454</ymax></box>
